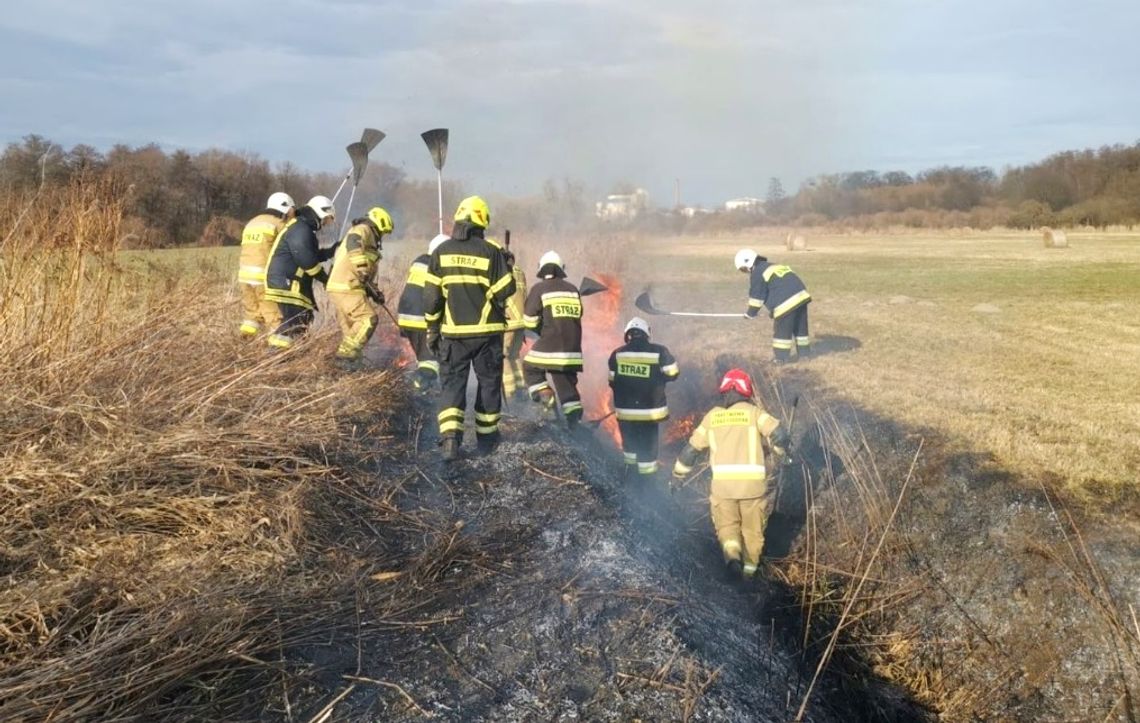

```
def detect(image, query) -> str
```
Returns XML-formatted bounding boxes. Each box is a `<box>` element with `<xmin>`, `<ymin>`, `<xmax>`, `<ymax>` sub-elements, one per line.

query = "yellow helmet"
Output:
<box><xmin>367</xmin><ymin>207</ymin><xmax>393</xmax><ymax>234</ymax></box>
<box><xmin>454</xmin><ymin>195</ymin><xmax>490</xmax><ymax>229</ymax></box>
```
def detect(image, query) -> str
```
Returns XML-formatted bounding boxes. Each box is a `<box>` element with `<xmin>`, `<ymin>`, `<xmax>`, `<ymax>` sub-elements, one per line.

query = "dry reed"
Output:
<box><xmin>0</xmin><ymin>178</ymin><xmax>480</xmax><ymax>721</ymax></box>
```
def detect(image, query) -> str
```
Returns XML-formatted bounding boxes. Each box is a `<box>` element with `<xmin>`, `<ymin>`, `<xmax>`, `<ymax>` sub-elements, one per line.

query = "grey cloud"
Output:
<box><xmin>2</xmin><ymin>0</ymin><xmax>1140</xmax><ymax>205</ymax></box>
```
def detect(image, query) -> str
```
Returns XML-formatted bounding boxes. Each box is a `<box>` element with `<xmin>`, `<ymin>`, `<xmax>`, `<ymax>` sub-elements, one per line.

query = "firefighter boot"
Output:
<box><xmin>440</xmin><ymin>434</ymin><xmax>461</xmax><ymax>463</ymax></box>
<box><xmin>533</xmin><ymin>388</ymin><xmax>557</xmax><ymax>419</ymax></box>
<box><xmin>564</xmin><ymin>407</ymin><xmax>583</xmax><ymax>432</ymax></box>
<box><xmin>413</xmin><ymin>367</ymin><xmax>437</xmax><ymax>392</ymax></box>
<box><xmin>724</xmin><ymin>559</ymin><xmax>744</xmax><ymax>582</ymax></box>
<box><xmin>476</xmin><ymin>430</ymin><xmax>501</xmax><ymax>457</ymax></box>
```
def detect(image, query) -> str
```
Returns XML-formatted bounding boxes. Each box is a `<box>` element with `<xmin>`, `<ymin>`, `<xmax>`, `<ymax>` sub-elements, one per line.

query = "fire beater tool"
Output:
<box><xmin>337</xmin><ymin>141</ymin><xmax>371</xmax><ymax>239</ymax></box>
<box><xmin>634</xmin><ymin>288</ymin><xmax>745</xmax><ymax>318</ymax></box>
<box><xmin>421</xmin><ymin>128</ymin><xmax>449</xmax><ymax>234</ymax></box>
<box><xmin>331</xmin><ymin>128</ymin><xmax>385</xmax><ymax>204</ymax></box>
<box><xmin>579</xmin><ymin>277</ymin><xmax>608</xmax><ymax>297</ymax></box>
<box><xmin>585</xmin><ymin>410</ymin><xmax>616</xmax><ymax>429</ymax></box>
<box><xmin>772</xmin><ymin>393</ymin><xmax>800</xmax><ymax>512</ymax></box>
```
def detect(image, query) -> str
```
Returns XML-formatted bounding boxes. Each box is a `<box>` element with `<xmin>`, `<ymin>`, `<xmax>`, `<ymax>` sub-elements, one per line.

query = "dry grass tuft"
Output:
<box><xmin>0</xmin><ymin>179</ymin><xmax>479</xmax><ymax>721</ymax></box>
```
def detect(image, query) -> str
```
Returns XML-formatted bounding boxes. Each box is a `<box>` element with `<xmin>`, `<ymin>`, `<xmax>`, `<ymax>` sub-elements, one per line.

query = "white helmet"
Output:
<box><xmin>306</xmin><ymin>195</ymin><xmax>335</xmax><ymax>221</ymax></box>
<box><xmin>537</xmin><ymin>250</ymin><xmax>564</xmax><ymax>273</ymax></box>
<box><xmin>428</xmin><ymin>233</ymin><xmax>449</xmax><ymax>254</ymax></box>
<box><xmin>267</xmin><ymin>191</ymin><xmax>295</xmax><ymax>214</ymax></box>
<box><xmin>624</xmin><ymin>317</ymin><xmax>650</xmax><ymax>336</ymax></box>
<box><xmin>734</xmin><ymin>248</ymin><xmax>758</xmax><ymax>271</ymax></box>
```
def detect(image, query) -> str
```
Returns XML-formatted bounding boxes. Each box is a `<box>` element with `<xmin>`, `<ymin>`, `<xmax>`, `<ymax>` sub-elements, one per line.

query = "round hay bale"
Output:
<box><xmin>785</xmin><ymin>233</ymin><xmax>808</xmax><ymax>251</ymax></box>
<box><xmin>1042</xmin><ymin>227</ymin><xmax>1068</xmax><ymax>249</ymax></box>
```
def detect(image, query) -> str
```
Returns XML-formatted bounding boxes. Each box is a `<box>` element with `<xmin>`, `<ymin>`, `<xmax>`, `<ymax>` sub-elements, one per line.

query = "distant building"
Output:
<box><xmin>679</xmin><ymin>206</ymin><xmax>713</xmax><ymax>218</ymax></box>
<box><xmin>595</xmin><ymin>188</ymin><xmax>650</xmax><ymax>220</ymax></box>
<box><xmin>725</xmin><ymin>197</ymin><xmax>764</xmax><ymax>213</ymax></box>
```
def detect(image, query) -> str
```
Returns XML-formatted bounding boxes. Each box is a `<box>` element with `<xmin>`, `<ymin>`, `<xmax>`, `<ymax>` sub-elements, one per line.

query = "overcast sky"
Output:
<box><xmin>2</xmin><ymin>0</ymin><xmax>1138</xmax><ymax>205</ymax></box>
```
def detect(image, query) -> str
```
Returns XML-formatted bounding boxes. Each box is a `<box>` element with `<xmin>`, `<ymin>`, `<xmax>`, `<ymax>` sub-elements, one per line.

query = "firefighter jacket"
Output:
<box><xmin>746</xmin><ymin>260</ymin><xmax>811</xmax><ymax>319</ymax></box>
<box><xmin>238</xmin><ymin>209</ymin><xmax>287</xmax><ymax>286</ymax></box>
<box><xmin>504</xmin><ymin>265</ymin><xmax>528</xmax><ymax>331</ymax></box>
<box><xmin>522</xmin><ymin>276</ymin><xmax>583</xmax><ymax>369</ymax></box>
<box><xmin>423</xmin><ymin>222</ymin><xmax>515</xmax><ymax>337</ymax></box>
<box><xmin>675</xmin><ymin>400</ymin><xmax>781</xmax><ymax>499</ymax></box>
<box><xmin>327</xmin><ymin>220</ymin><xmax>382</xmax><ymax>294</ymax></box>
<box><xmin>397</xmin><ymin>253</ymin><xmax>431</xmax><ymax>331</ymax></box>
<box><xmin>607</xmin><ymin>337</ymin><xmax>679</xmax><ymax>422</ymax></box>
<box><xmin>263</xmin><ymin>208</ymin><xmax>332</xmax><ymax>310</ymax></box>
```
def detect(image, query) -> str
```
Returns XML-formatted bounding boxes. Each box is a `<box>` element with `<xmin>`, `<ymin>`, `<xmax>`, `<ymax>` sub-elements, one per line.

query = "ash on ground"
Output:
<box><xmin>293</xmin><ymin>392</ymin><xmax>930</xmax><ymax>722</ymax></box>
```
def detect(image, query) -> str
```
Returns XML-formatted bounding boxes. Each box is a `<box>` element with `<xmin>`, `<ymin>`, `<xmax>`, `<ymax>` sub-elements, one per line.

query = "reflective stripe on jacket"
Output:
<box><xmin>422</xmin><ymin>223</ymin><xmax>515</xmax><ymax>337</ymax></box>
<box><xmin>746</xmin><ymin>261</ymin><xmax>810</xmax><ymax>319</ymax></box>
<box><xmin>523</xmin><ymin>277</ymin><xmax>583</xmax><ymax>369</ymax></box>
<box><xmin>397</xmin><ymin>253</ymin><xmax>431</xmax><ymax>330</ymax></box>
<box><xmin>263</xmin><ymin>212</ymin><xmax>326</xmax><ymax>310</ymax></box>
<box><xmin>504</xmin><ymin>266</ymin><xmax>528</xmax><ymax>330</ymax></box>
<box><xmin>238</xmin><ymin>211</ymin><xmax>286</xmax><ymax>285</ymax></box>
<box><xmin>608</xmin><ymin>339</ymin><xmax>679</xmax><ymax>422</ymax></box>
<box><xmin>327</xmin><ymin>221</ymin><xmax>382</xmax><ymax>293</ymax></box>
<box><xmin>685</xmin><ymin>400</ymin><xmax>780</xmax><ymax>499</ymax></box>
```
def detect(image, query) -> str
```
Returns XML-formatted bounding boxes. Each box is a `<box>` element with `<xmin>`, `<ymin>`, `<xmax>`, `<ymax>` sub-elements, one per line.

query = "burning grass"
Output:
<box><xmin>0</xmin><ymin>179</ymin><xmax>492</xmax><ymax>720</ymax></box>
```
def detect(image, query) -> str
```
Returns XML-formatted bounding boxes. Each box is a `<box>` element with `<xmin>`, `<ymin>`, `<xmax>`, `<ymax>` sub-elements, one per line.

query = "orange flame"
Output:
<box><xmin>368</xmin><ymin>318</ymin><xmax>417</xmax><ymax>369</ymax></box>
<box><xmin>581</xmin><ymin>273</ymin><xmax>623</xmax><ymax>447</ymax></box>
<box><xmin>665</xmin><ymin>413</ymin><xmax>699</xmax><ymax>445</ymax></box>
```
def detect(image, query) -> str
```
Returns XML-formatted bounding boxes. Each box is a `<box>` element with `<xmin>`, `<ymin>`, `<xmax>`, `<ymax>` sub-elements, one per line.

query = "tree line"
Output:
<box><xmin>4</xmin><ymin>134</ymin><xmax>1140</xmax><ymax>244</ymax></box>
<box><xmin>0</xmin><ymin>135</ymin><xmax>470</xmax><ymax>247</ymax></box>
<box><xmin>763</xmin><ymin>142</ymin><xmax>1140</xmax><ymax>229</ymax></box>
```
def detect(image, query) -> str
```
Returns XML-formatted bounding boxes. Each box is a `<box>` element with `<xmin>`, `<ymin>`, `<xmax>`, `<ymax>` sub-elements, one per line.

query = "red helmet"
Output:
<box><xmin>718</xmin><ymin>368</ymin><xmax>754</xmax><ymax>397</ymax></box>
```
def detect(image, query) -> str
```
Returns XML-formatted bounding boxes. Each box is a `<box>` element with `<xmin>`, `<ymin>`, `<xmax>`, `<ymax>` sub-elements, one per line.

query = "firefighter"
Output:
<box><xmin>672</xmin><ymin>368</ymin><xmax>789</xmax><ymax>580</ymax></box>
<box><xmin>502</xmin><ymin>247</ymin><xmax>528</xmax><ymax>400</ymax></box>
<box><xmin>237</xmin><ymin>192</ymin><xmax>295</xmax><ymax>338</ymax></box>
<box><xmin>608</xmin><ymin>317</ymin><xmax>679</xmax><ymax>478</ymax></box>
<box><xmin>522</xmin><ymin>251</ymin><xmax>584</xmax><ymax>426</ymax></box>
<box><xmin>423</xmin><ymin>196</ymin><xmax>515</xmax><ymax>461</ymax></box>
<box><xmin>396</xmin><ymin>233</ymin><xmax>448</xmax><ymax>389</ymax></box>
<box><xmin>735</xmin><ymin>249</ymin><xmax>812</xmax><ymax>363</ymax></box>
<box><xmin>326</xmin><ymin>207</ymin><xmax>392</xmax><ymax>363</ymax></box>
<box><xmin>263</xmin><ymin>196</ymin><xmax>337</xmax><ymax>350</ymax></box>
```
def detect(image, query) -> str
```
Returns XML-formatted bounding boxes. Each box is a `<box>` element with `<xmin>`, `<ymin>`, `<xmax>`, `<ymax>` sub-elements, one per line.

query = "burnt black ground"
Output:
<box><xmin>288</xmin><ymin>345</ymin><xmax>1140</xmax><ymax>722</ymax></box>
<box><xmin>288</xmin><ymin>375</ymin><xmax>932</xmax><ymax>722</ymax></box>
<box><xmin>770</xmin><ymin>364</ymin><xmax>1140</xmax><ymax>722</ymax></box>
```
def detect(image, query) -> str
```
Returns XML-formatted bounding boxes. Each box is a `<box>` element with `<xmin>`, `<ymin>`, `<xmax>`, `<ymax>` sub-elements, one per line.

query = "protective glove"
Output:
<box><xmin>427</xmin><ymin>328</ymin><xmax>441</xmax><ymax>357</ymax></box>
<box><xmin>363</xmin><ymin>281</ymin><xmax>385</xmax><ymax>306</ymax></box>
<box><xmin>771</xmin><ymin>426</ymin><xmax>791</xmax><ymax>450</ymax></box>
<box><xmin>314</xmin><ymin>268</ymin><xmax>329</xmax><ymax>286</ymax></box>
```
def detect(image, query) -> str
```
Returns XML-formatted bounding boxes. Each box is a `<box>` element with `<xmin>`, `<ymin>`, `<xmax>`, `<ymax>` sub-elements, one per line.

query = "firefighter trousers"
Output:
<box><xmin>523</xmin><ymin>363</ymin><xmax>582</xmax><ymax>423</ymax></box>
<box><xmin>437</xmin><ymin>335</ymin><xmax>504</xmax><ymax>445</ymax></box>
<box><xmin>268</xmin><ymin>303</ymin><xmax>313</xmax><ymax>350</ymax></box>
<box><xmin>400</xmin><ymin>329</ymin><xmax>440</xmax><ymax>387</ymax></box>
<box><xmin>502</xmin><ymin>330</ymin><xmax>526</xmax><ymax>396</ymax></box>
<box><xmin>772</xmin><ymin>303</ymin><xmax>810</xmax><ymax>361</ymax></box>
<box><xmin>329</xmin><ymin>291</ymin><xmax>378</xmax><ymax>360</ymax></box>
<box><xmin>618</xmin><ymin>420</ymin><xmax>660</xmax><ymax>475</ymax></box>
<box><xmin>710</xmin><ymin>495</ymin><xmax>767</xmax><ymax>576</ymax></box>
<box><xmin>239</xmin><ymin>283</ymin><xmax>282</xmax><ymax>338</ymax></box>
